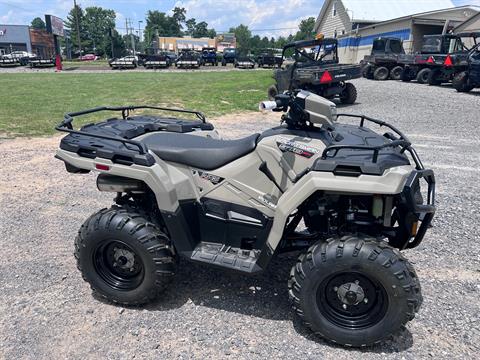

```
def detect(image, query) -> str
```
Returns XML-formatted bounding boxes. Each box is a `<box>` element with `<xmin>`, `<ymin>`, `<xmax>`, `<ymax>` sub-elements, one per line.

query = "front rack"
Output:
<box><xmin>56</xmin><ymin>105</ymin><xmax>206</xmax><ymax>156</ymax></box>
<box><xmin>321</xmin><ymin>114</ymin><xmax>425</xmax><ymax>170</ymax></box>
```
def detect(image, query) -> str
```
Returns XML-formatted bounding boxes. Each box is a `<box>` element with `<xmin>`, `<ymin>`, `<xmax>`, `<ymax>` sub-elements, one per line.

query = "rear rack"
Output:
<box><xmin>322</xmin><ymin>114</ymin><xmax>425</xmax><ymax>170</ymax></box>
<box><xmin>56</xmin><ymin>105</ymin><xmax>206</xmax><ymax>156</ymax></box>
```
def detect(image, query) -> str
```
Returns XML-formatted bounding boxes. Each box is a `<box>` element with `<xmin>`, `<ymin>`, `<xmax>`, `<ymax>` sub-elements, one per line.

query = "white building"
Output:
<box><xmin>314</xmin><ymin>0</ymin><xmax>480</xmax><ymax>63</ymax></box>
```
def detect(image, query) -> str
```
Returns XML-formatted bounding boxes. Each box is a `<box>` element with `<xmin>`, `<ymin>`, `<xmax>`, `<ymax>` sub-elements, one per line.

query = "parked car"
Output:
<box><xmin>79</xmin><ymin>54</ymin><xmax>98</xmax><ymax>61</ymax></box>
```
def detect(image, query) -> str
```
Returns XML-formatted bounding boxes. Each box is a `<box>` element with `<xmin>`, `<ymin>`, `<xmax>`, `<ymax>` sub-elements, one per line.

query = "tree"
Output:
<box><xmin>31</xmin><ymin>17</ymin><xmax>46</xmax><ymax>30</ymax></box>
<box><xmin>229</xmin><ymin>24</ymin><xmax>252</xmax><ymax>55</ymax></box>
<box><xmin>185</xmin><ymin>18</ymin><xmax>196</xmax><ymax>36</ymax></box>
<box><xmin>105</xmin><ymin>29</ymin><xmax>126</xmax><ymax>58</ymax></box>
<box><xmin>84</xmin><ymin>7</ymin><xmax>116</xmax><ymax>56</ymax></box>
<box><xmin>192</xmin><ymin>21</ymin><xmax>209</xmax><ymax>38</ymax></box>
<box><xmin>172</xmin><ymin>7</ymin><xmax>186</xmax><ymax>29</ymax></box>
<box><xmin>144</xmin><ymin>10</ymin><xmax>183</xmax><ymax>45</ymax></box>
<box><xmin>295</xmin><ymin>17</ymin><xmax>316</xmax><ymax>40</ymax></box>
<box><xmin>64</xmin><ymin>4</ymin><xmax>89</xmax><ymax>55</ymax></box>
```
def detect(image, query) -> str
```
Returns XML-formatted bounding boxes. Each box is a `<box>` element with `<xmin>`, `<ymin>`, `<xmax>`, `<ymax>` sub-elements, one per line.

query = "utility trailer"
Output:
<box><xmin>234</xmin><ymin>55</ymin><xmax>255</xmax><ymax>69</ymax></box>
<box><xmin>176</xmin><ymin>49</ymin><xmax>201</xmax><ymax>68</ymax></box>
<box><xmin>109</xmin><ymin>56</ymin><xmax>138</xmax><ymax>70</ymax></box>
<box><xmin>361</xmin><ymin>37</ymin><xmax>408</xmax><ymax>80</ymax></box>
<box><xmin>269</xmin><ymin>37</ymin><xmax>361</xmax><ymax>104</ymax></box>
<box><xmin>28</xmin><ymin>56</ymin><xmax>55</xmax><ymax>68</ymax></box>
<box><xmin>0</xmin><ymin>53</ymin><xmax>30</xmax><ymax>67</ymax></box>
<box><xmin>139</xmin><ymin>49</ymin><xmax>173</xmax><ymax>69</ymax></box>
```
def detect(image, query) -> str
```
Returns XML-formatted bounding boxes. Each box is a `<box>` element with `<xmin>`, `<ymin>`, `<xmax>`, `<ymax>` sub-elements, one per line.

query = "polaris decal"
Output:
<box><xmin>198</xmin><ymin>171</ymin><xmax>224</xmax><ymax>185</ymax></box>
<box><xmin>276</xmin><ymin>136</ymin><xmax>319</xmax><ymax>158</ymax></box>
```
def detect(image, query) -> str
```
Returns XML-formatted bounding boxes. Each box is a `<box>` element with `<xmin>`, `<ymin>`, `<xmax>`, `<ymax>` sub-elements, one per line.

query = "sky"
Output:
<box><xmin>0</xmin><ymin>0</ymin><xmax>479</xmax><ymax>38</ymax></box>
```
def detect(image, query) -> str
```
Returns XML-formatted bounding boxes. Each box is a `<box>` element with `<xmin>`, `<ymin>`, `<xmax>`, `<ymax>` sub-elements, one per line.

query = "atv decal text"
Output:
<box><xmin>197</xmin><ymin>171</ymin><xmax>224</xmax><ymax>185</ymax></box>
<box><xmin>276</xmin><ymin>136</ymin><xmax>319</xmax><ymax>158</ymax></box>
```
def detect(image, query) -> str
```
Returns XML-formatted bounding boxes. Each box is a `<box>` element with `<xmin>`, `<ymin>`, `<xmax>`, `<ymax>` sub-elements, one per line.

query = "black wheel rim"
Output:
<box><xmin>317</xmin><ymin>272</ymin><xmax>388</xmax><ymax>329</ymax></box>
<box><xmin>93</xmin><ymin>240</ymin><xmax>144</xmax><ymax>291</ymax></box>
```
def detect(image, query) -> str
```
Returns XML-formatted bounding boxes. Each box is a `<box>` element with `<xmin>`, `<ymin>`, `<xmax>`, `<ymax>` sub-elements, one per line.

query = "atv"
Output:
<box><xmin>55</xmin><ymin>91</ymin><xmax>435</xmax><ymax>347</ymax></box>
<box><xmin>201</xmin><ymin>47</ymin><xmax>218</xmax><ymax>66</ymax></box>
<box><xmin>361</xmin><ymin>37</ymin><xmax>407</xmax><ymax>81</ymax></box>
<box><xmin>221</xmin><ymin>48</ymin><xmax>236</xmax><ymax>66</ymax></box>
<box><xmin>452</xmin><ymin>42</ymin><xmax>480</xmax><ymax>92</ymax></box>
<box><xmin>268</xmin><ymin>38</ymin><xmax>361</xmax><ymax>104</ymax></box>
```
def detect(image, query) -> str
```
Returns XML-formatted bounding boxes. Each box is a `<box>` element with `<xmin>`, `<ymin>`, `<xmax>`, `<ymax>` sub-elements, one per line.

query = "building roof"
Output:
<box><xmin>340</xmin><ymin>0</ymin><xmax>455</xmax><ymax>22</ymax></box>
<box><xmin>454</xmin><ymin>11</ymin><xmax>480</xmax><ymax>32</ymax></box>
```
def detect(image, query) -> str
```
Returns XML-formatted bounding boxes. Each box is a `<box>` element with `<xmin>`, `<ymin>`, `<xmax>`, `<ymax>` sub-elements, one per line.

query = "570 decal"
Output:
<box><xmin>276</xmin><ymin>136</ymin><xmax>320</xmax><ymax>158</ymax></box>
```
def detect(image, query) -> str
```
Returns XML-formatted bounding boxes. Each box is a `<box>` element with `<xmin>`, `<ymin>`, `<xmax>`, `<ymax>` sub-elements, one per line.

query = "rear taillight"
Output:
<box><xmin>426</xmin><ymin>56</ymin><xmax>435</xmax><ymax>64</ymax></box>
<box><xmin>320</xmin><ymin>70</ymin><xmax>333</xmax><ymax>83</ymax></box>
<box><xmin>95</xmin><ymin>164</ymin><xmax>110</xmax><ymax>171</ymax></box>
<box><xmin>444</xmin><ymin>54</ymin><xmax>453</xmax><ymax>67</ymax></box>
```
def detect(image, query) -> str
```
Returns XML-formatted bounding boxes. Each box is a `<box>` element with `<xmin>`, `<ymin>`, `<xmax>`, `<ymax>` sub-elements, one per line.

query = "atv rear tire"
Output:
<box><xmin>289</xmin><ymin>236</ymin><xmax>422</xmax><ymax>347</ymax></box>
<box><xmin>267</xmin><ymin>84</ymin><xmax>279</xmax><ymax>100</ymax></box>
<box><xmin>452</xmin><ymin>71</ymin><xmax>473</xmax><ymax>92</ymax></box>
<box><xmin>427</xmin><ymin>69</ymin><xmax>442</xmax><ymax>86</ymax></box>
<box><xmin>416</xmin><ymin>68</ymin><xmax>431</xmax><ymax>84</ymax></box>
<box><xmin>340</xmin><ymin>83</ymin><xmax>357</xmax><ymax>104</ymax></box>
<box><xmin>390</xmin><ymin>66</ymin><xmax>403</xmax><ymax>80</ymax></box>
<box><xmin>373</xmin><ymin>66</ymin><xmax>389</xmax><ymax>81</ymax></box>
<box><xmin>75</xmin><ymin>207</ymin><xmax>176</xmax><ymax>305</ymax></box>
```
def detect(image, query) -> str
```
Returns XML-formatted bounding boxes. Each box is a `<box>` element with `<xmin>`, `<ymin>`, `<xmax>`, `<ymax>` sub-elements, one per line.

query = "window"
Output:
<box><xmin>332</xmin><ymin>2</ymin><xmax>337</xmax><ymax>16</ymax></box>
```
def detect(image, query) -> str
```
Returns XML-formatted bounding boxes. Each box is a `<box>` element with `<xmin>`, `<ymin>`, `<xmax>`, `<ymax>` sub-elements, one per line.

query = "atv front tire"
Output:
<box><xmin>340</xmin><ymin>83</ymin><xmax>357</xmax><ymax>104</ymax></box>
<box><xmin>267</xmin><ymin>84</ymin><xmax>279</xmax><ymax>100</ymax></box>
<box><xmin>452</xmin><ymin>71</ymin><xmax>473</xmax><ymax>92</ymax></box>
<box><xmin>75</xmin><ymin>207</ymin><xmax>176</xmax><ymax>305</ymax></box>
<box><xmin>289</xmin><ymin>236</ymin><xmax>422</xmax><ymax>347</ymax></box>
<box><xmin>362</xmin><ymin>64</ymin><xmax>374</xmax><ymax>79</ymax></box>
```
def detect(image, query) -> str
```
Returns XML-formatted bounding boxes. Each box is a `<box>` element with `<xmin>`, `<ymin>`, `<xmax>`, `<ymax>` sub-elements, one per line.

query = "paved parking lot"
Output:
<box><xmin>0</xmin><ymin>78</ymin><xmax>479</xmax><ymax>359</ymax></box>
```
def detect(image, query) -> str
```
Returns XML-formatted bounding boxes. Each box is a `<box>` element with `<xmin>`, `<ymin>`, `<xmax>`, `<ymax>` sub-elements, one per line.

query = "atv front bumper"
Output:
<box><xmin>402</xmin><ymin>169</ymin><xmax>436</xmax><ymax>249</ymax></box>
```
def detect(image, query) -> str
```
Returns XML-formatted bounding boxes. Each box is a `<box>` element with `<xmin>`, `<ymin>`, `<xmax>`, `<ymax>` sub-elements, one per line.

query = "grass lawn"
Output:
<box><xmin>0</xmin><ymin>70</ymin><xmax>273</xmax><ymax>137</ymax></box>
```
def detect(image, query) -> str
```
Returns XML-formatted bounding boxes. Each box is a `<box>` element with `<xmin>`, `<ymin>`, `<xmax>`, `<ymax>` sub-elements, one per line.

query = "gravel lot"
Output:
<box><xmin>1</xmin><ymin>78</ymin><xmax>479</xmax><ymax>359</ymax></box>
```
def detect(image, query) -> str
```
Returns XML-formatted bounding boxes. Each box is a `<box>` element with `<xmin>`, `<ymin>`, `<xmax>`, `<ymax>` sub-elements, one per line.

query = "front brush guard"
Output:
<box><xmin>401</xmin><ymin>169</ymin><xmax>436</xmax><ymax>249</ymax></box>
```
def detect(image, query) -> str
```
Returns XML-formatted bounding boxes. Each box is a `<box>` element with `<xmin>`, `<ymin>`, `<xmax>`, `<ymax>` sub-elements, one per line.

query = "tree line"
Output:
<box><xmin>30</xmin><ymin>5</ymin><xmax>316</xmax><ymax>58</ymax></box>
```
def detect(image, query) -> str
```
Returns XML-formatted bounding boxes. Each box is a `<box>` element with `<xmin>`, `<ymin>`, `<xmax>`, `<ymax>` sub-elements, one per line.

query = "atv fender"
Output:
<box><xmin>265</xmin><ymin>165</ymin><xmax>413</xmax><ymax>250</ymax></box>
<box><xmin>55</xmin><ymin>148</ymin><xmax>190</xmax><ymax>212</ymax></box>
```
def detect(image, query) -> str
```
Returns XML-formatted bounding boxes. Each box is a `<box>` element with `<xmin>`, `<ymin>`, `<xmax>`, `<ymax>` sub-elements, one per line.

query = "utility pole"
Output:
<box><xmin>130</xmin><ymin>19</ymin><xmax>136</xmax><ymax>54</ymax></box>
<box><xmin>73</xmin><ymin>0</ymin><xmax>82</xmax><ymax>56</ymax></box>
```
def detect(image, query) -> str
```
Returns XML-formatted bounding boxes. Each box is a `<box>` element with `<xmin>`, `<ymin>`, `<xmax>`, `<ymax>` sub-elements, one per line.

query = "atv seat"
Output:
<box><xmin>142</xmin><ymin>133</ymin><xmax>259</xmax><ymax>170</ymax></box>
